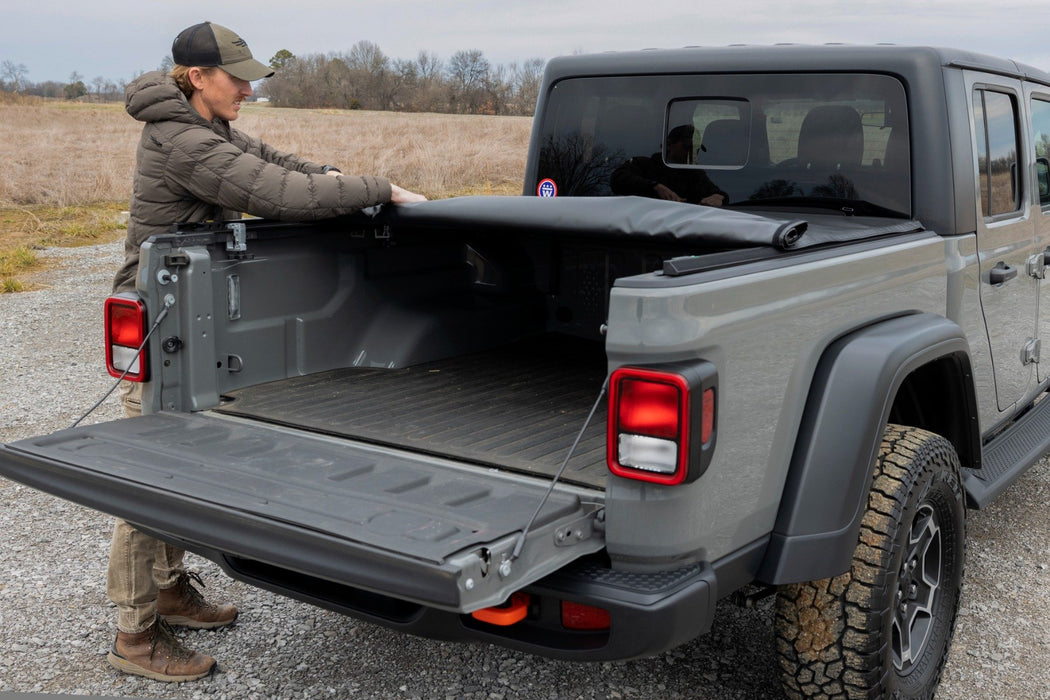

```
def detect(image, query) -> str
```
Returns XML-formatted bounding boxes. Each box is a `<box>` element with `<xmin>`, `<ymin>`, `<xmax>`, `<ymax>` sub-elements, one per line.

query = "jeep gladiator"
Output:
<box><xmin>4</xmin><ymin>45</ymin><xmax>1050</xmax><ymax>698</ymax></box>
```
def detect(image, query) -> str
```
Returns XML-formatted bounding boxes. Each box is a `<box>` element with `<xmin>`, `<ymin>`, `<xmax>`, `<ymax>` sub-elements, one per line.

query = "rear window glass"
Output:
<box><xmin>534</xmin><ymin>73</ymin><xmax>910</xmax><ymax>217</ymax></box>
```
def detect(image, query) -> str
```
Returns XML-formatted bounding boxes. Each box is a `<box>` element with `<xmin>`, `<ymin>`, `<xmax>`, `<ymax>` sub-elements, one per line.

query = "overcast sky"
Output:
<box><xmin>5</xmin><ymin>0</ymin><xmax>1050</xmax><ymax>85</ymax></box>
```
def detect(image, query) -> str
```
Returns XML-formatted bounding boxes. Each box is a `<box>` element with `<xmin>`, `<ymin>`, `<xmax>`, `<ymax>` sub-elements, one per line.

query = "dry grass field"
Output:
<box><xmin>0</xmin><ymin>95</ymin><xmax>533</xmax><ymax>290</ymax></box>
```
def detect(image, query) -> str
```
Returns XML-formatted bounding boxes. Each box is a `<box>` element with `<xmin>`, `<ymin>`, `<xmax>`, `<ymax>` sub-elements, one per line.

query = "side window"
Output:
<box><xmin>1031</xmin><ymin>97</ymin><xmax>1050</xmax><ymax>206</ymax></box>
<box><xmin>973</xmin><ymin>88</ymin><xmax>1022</xmax><ymax>217</ymax></box>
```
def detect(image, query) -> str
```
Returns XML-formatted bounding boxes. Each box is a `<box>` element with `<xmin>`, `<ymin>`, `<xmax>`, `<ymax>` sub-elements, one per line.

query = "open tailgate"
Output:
<box><xmin>0</xmin><ymin>412</ymin><xmax>604</xmax><ymax>613</ymax></box>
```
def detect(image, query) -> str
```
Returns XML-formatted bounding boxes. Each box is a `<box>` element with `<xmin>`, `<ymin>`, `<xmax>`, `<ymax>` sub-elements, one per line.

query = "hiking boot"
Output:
<box><xmin>157</xmin><ymin>571</ymin><xmax>238</xmax><ymax>630</ymax></box>
<box><xmin>107</xmin><ymin>618</ymin><xmax>215</xmax><ymax>682</ymax></box>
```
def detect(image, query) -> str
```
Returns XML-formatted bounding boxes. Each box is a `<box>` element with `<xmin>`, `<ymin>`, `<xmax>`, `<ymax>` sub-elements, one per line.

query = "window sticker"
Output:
<box><xmin>537</xmin><ymin>178</ymin><xmax>558</xmax><ymax>197</ymax></box>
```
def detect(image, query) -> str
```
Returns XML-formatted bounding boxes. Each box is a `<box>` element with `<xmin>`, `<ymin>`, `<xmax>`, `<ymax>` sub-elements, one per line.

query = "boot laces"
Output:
<box><xmin>150</xmin><ymin>618</ymin><xmax>195</xmax><ymax>663</ymax></box>
<box><xmin>176</xmin><ymin>570</ymin><xmax>210</xmax><ymax>609</ymax></box>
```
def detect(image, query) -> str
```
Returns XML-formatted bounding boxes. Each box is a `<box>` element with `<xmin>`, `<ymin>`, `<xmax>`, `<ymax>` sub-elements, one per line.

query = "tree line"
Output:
<box><xmin>1</xmin><ymin>42</ymin><xmax>546</xmax><ymax>116</ymax></box>
<box><xmin>1</xmin><ymin>61</ymin><xmax>116</xmax><ymax>101</ymax></box>
<box><xmin>262</xmin><ymin>42</ymin><xmax>544</xmax><ymax>116</ymax></box>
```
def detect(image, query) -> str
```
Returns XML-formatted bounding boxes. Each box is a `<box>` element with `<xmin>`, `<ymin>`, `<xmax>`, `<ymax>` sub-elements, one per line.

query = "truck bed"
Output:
<box><xmin>215</xmin><ymin>335</ymin><xmax>611</xmax><ymax>489</ymax></box>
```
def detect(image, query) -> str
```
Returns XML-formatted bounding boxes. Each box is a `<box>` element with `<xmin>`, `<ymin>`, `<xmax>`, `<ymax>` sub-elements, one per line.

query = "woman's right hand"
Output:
<box><xmin>390</xmin><ymin>184</ymin><xmax>427</xmax><ymax>204</ymax></box>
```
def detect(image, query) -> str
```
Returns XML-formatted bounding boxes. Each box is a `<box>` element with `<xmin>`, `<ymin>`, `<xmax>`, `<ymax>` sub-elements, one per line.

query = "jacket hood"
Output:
<box><xmin>125</xmin><ymin>70</ymin><xmax>211</xmax><ymax>127</ymax></box>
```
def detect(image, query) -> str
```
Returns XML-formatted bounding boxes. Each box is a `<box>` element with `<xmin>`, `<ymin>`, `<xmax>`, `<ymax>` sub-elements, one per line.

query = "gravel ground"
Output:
<box><xmin>1</xmin><ymin>240</ymin><xmax>1048</xmax><ymax>699</ymax></box>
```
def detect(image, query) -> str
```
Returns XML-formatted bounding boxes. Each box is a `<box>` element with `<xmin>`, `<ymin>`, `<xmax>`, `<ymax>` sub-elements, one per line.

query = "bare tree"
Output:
<box><xmin>447</xmin><ymin>49</ymin><xmax>491</xmax><ymax>114</ymax></box>
<box><xmin>343</xmin><ymin>40</ymin><xmax>392</xmax><ymax>109</ymax></box>
<box><xmin>263</xmin><ymin>54</ymin><xmax>328</xmax><ymax>108</ymax></box>
<box><xmin>512</xmin><ymin>58</ymin><xmax>545</xmax><ymax>116</ymax></box>
<box><xmin>416</xmin><ymin>50</ymin><xmax>442</xmax><ymax>83</ymax></box>
<box><xmin>322</xmin><ymin>56</ymin><xmax>352</xmax><ymax>109</ymax></box>
<box><xmin>1</xmin><ymin>60</ymin><xmax>29</xmax><ymax>93</ymax></box>
<box><xmin>413</xmin><ymin>51</ymin><xmax>445</xmax><ymax>112</ymax></box>
<box><xmin>487</xmin><ymin>63</ymin><xmax>512</xmax><ymax>115</ymax></box>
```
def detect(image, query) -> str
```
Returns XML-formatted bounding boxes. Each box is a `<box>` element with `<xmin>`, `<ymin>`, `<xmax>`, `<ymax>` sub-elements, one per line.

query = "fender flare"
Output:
<box><xmin>757</xmin><ymin>312</ymin><xmax>978</xmax><ymax>585</ymax></box>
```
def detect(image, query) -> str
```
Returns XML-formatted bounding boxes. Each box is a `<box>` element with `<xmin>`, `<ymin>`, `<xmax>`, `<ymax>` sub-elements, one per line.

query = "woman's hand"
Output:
<box><xmin>390</xmin><ymin>184</ymin><xmax>427</xmax><ymax>203</ymax></box>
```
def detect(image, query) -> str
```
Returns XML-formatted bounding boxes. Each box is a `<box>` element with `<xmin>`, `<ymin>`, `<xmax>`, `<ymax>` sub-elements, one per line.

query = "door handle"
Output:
<box><xmin>989</xmin><ymin>261</ymin><xmax>1018</xmax><ymax>285</ymax></box>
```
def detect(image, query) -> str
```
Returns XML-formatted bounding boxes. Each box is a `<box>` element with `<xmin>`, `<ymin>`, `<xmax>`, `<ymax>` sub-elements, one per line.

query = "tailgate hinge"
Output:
<box><xmin>554</xmin><ymin>510</ymin><xmax>602</xmax><ymax>547</ymax></box>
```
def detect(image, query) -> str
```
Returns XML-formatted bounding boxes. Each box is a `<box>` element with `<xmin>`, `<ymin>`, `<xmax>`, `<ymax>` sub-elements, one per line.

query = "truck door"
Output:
<box><xmin>969</xmin><ymin>78</ymin><xmax>1039</xmax><ymax>411</ymax></box>
<box><xmin>1027</xmin><ymin>90</ymin><xmax>1050</xmax><ymax>384</ymax></box>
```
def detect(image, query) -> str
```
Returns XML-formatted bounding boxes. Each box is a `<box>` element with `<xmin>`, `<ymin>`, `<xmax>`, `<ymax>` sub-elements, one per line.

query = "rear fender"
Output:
<box><xmin>757</xmin><ymin>312</ymin><xmax>978</xmax><ymax>585</ymax></box>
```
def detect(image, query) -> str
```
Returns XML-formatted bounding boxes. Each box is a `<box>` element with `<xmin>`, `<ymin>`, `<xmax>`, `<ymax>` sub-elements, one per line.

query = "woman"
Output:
<box><xmin>106</xmin><ymin>21</ymin><xmax>425</xmax><ymax>683</ymax></box>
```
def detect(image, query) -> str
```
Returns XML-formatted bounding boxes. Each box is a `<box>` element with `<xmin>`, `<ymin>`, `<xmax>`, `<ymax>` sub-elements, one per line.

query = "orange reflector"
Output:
<box><xmin>561</xmin><ymin>600</ymin><xmax>611</xmax><ymax>630</ymax></box>
<box><xmin>471</xmin><ymin>592</ymin><xmax>530</xmax><ymax>626</ymax></box>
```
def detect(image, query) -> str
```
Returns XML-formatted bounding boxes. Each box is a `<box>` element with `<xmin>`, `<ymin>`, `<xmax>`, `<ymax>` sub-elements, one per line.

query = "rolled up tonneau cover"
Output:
<box><xmin>381</xmin><ymin>195</ymin><xmax>811</xmax><ymax>249</ymax></box>
<box><xmin>378</xmin><ymin>195</ymin><xmax>924</xmax><ymax>251</ymax></box>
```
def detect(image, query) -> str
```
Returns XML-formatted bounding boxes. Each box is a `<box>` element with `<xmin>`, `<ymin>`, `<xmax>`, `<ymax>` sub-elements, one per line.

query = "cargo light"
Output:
<box><xmin>607</xmin><ymin>363</ymin><xmax>717</xmax><ymax>485</ymax></box>
<box><xmin>105</xmin><ymin>294</ymin><xmax>149</xmax><ymax>382</ymax></box>
<box><xmin>561</xmin><ymin>600</ymin><xmax>611</xmax><ymax>631</ymax></box>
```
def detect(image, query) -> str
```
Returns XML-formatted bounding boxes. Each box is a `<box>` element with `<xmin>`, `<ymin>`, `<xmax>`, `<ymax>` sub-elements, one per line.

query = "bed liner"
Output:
<box><xmin>216</xmin><ymin>334</ymin><xmax>611</xmax><ymax>489</ymax></box>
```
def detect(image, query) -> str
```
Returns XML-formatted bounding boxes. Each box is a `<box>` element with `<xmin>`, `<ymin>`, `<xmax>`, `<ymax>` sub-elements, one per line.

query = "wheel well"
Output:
<box><xmin>758</xmin><ymin>315</ymin><xmax>976</xmax><ymax>586</ymax></box>
<box><xmin>887</xmin><ymin>351</ymin><xmax>979</xmax><ymax>471</ymax></box>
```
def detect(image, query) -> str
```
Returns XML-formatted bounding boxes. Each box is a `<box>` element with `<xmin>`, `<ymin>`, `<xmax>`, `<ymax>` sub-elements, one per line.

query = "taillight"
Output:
<box><xmin>105</xmin><ymin>294</ymin><xmax>149</xmax><ymax>382</ymax></box>
<box><xmin>607</xmin><ymin>362</ymin><xmax>717</xmax><ymax>484</ymax></box>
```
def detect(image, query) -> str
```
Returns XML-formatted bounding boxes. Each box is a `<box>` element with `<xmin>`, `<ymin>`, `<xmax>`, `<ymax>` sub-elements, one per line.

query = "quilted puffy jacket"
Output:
<box><xmin>114</xmin><ymin>71</ymin><xmax>392</xmax><ymax>292</ymax></box>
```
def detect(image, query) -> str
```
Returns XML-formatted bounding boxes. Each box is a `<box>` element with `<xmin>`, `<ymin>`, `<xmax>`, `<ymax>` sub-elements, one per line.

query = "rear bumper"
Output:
<box><xmin>512</xmin><ymin>558</ymin><xmax>718</xmax><ymax>660</ymax></box>
<box><xmin>187</xmin><ymin>539</ymin><xmax>718</xmax><ymax>661</ymax></box>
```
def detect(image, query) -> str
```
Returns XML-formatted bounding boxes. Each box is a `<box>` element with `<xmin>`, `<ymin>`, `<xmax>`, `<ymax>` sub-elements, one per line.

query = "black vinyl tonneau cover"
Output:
<box><xmin>379</xmin><ymin>195</ymin><xmax>923</xmax><ymax>251</ymax></box>
<box><xmin>382</xmin><ymin>195</ymin><xmax>809</xmax><ymax>249</ymax></box>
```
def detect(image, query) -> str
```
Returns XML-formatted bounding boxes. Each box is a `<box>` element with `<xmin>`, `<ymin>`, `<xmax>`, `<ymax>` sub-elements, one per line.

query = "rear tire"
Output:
<box><xmin>775</xmin><ymin>424</ymin><xmax>966</xmax><ymax>699</ymax></box>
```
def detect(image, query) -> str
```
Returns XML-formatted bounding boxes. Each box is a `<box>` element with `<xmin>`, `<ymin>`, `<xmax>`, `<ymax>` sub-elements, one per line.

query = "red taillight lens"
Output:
<box><xmin>617</xmin><ymin>379</ymin><xmax>681</xmax><ymax>438</ymax></box>
<box><xmin>109</xmin><ymin>304</ymin><xmax>144</xmax><ymax>347</ymax></box>
<box><xmin>105</xmin><ymin>294</ymin><xmax>149</xmax><ymax>382</ymax></box>
<box><xmin>561</xmin><ymin>600</ymin><xmax>611</xmax><ymax>631</ymax></box>
<box><xmin>607</xmin><ymin>363</ymin><xmax>717</xmax><ymax>485</ymax></box>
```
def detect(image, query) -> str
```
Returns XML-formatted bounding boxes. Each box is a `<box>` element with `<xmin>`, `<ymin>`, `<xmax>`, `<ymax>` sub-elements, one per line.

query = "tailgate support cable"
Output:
<box><xmin>68</xmin><ymin>296</ymin><xmax>175</xmax><ymax>430</ymax></box>
<box><xmin>510</xmin><ymin>375</ymin><xmax>609</xmax><ymax>563</ymax></box>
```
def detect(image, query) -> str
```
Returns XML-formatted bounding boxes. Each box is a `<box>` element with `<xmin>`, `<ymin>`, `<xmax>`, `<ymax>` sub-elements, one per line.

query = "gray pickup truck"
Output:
<box><xmin>4</xmin><ymin>44</ymin><xmax>1050</xmax><ymax>699</ymax></box>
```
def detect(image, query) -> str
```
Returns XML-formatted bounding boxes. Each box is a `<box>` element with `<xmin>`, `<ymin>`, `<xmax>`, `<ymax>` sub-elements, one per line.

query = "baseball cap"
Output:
<box><xmin>172</xmin><ymin>22</ymin><xmax>275</xmax><ymax>81</ymax></box>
